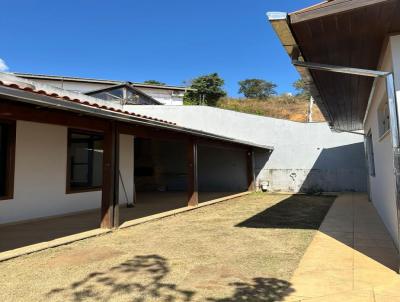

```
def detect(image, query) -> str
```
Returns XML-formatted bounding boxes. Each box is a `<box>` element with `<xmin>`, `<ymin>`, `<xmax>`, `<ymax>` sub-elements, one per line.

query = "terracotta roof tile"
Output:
<box><xmin>0</xmin><ymin>80</ymin><xmax>176</xmax><ymax>126</ymax></box>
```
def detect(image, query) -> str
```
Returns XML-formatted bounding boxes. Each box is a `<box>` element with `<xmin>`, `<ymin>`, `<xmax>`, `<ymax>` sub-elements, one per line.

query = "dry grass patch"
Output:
<box><xmin>0</xmin><ymin>193</ymin><xmax>334</xmax><ymax>302</ymax></box>
<box><xmin>217</xmin><ymin>97</ymin><xmax>325</xmax><ymax>122</ymax></box>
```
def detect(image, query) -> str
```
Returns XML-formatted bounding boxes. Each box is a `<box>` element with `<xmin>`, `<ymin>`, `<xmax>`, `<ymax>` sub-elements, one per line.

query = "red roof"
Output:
<box><xmin>0</xmin><ymin>79</ymin><xmax>176</xmax><ymax>126</ymax></box>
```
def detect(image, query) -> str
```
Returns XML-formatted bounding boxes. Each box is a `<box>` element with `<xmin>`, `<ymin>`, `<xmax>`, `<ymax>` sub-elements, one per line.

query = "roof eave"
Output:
<box><xmin>0</xmin><ymin>85</ymin><xmax>273</xmax><ymax>151</ymax></box>
<box><xmin>12</xmin><ymin>72</ymin><xmax>194</xmax><ymax>92</ymax></box>
<box><xmin>266</xmin><ymin>11</ymin><xmax>334</xmax><ymax>126</ymax></box>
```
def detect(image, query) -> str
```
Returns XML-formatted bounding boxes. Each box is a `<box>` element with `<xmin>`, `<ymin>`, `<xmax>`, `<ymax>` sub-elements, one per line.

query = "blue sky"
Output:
<box><xmin>1</xmin><ymin>0</ymin><xmax>318</xmax><ymax>96</ymax></box>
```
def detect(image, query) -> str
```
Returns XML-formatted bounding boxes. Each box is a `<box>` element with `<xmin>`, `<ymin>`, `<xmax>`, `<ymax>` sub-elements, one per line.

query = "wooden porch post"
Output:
<box><xmin>247</xmin><ymin>148</ymin><xmax>256</xmax><ymax>192</ymax></box>
<box><xmin>187</xmin><ymin>139</ymin><xmax>198</xmax><ymax>206</ymax></box>
<box><xmin>101</xmin><ymin>121</ymin><xmax>120</xmax><ymax>228</ymax></box>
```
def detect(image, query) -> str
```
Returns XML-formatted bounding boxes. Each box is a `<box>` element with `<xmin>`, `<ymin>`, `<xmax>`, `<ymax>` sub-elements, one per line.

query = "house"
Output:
<box><xmin>268</xmin><ymin>0</ymin><xmax>400</xmax><ymax>250</ymax></box>
<box><xmin>0</xmin><ymin>72</ymin><xmax>274</xmax><ymax>253</ymax></box>
<box><xmin>13</xmin><ymin>73</ymin><xmax>190</xmax><ymax>105</ymax></box>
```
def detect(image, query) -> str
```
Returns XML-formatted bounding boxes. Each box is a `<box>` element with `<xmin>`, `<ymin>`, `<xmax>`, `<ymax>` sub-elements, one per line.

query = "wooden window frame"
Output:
<box><xmin>66</xmin><ymin>128</ymin><xmax>104</xmax><ymax>194</ymax></box>
<box><xmin>0</xmin><ymin>119</ymin><xmax>16</xmax><ymax>201</ymax></box>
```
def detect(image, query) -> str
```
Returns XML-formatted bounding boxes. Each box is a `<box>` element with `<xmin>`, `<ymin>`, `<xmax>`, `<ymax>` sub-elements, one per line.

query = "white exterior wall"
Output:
<box><xmin>24</xmin><ymin>79</ymin><xmax>112</xmax><ymax>93</ymax></box>
<box><xmin>198</xmin><ymin>145</ymin><xmax>247</xmax><ymax>192</ymax></box>
<box><xmin>128</xmin><ymin>105</ymin><xmax>367</xmax><ymax>193</ymax></box>
<box><xmin>119</xmin><ymin>134</ymin><xmax>135</xmax><ymax>205</ymax></box>
<box><xmin>138</xmin><ymin>87</ymin><xmax>184</xmax><ymax>105</ymax></box>
<box><xmin>0</xmin><ymin>121</ymin><xmax>134</xmax><ymax>225</ymax></box>
<box><xmin>363</xmin><ymin>35</ymin><xmax>400</xmax><ymax>248</ymax></box>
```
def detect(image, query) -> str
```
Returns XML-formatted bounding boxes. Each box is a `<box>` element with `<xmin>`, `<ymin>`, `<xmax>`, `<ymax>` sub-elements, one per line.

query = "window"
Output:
<box><xmin>172</xmin><ymin>90</ymin><xmax>184</xmax><ymax>97</ymax></box>
<box><xmin>87</xmin><ymin>85</ymin><xmax>158</xmax><ymax>105</ymax></box>
<box><xmin>67</xmin><ymin>130</ymin><xmax>104</xmax><ymax>192</ymax></box>
<box><xmin>378</xmin><ymin>93</ymin><xmax>390</xmax><ymax>138</ymax></box>
<box><xmin>0</xmin><ymin>120</ymin><xmax>16</xmax><ymax>199</ymax></box>
<box><xmin>365</xmin><ymin>131</ymin><xmax>375</xmax><ymax>177</ymax></box>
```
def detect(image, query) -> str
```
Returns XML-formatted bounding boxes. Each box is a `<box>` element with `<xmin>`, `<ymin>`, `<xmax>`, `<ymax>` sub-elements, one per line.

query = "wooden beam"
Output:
<box><xmin>196</xmin><ymin>137</ymin><xmax>248</xmax><ymax>151</ymax></box>
<box><xmin>118</xmin><ymin>123</ymin><xmax>190</xmax><ymax>142</ymax></box>
<box><xmin>101</xmin><ymin>121</ymin><xmax>120</xmax><ymax>228</ymax></box>
<box><xmin>187</xmin><ymin>139</ymin><xmax>198</xmax><ymax>206</ymax></box>
<box><xmin>0</xmin><ymin>99</ymin><xmax>108</xmax><ymax>131</ymax></box>
<box><xmin>113</xmin><ymin>122</ymin><xmax>120</xmax><ymax>228</ymax></box>
<box><xmin>247</xmin><ymin>148</ymin><xmax>256</xmax><ymax>192</ymax></box>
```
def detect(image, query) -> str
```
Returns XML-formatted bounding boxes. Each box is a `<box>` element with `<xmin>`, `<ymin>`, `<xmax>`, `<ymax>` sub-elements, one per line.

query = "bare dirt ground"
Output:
<box><xmin>0</xmin><ymin>193</ymin><xmax>334</xmax><ymax>302</ymax></box>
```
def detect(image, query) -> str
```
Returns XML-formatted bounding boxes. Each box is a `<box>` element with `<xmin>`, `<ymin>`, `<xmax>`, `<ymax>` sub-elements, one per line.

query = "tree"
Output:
<box><xmin>238</xmin><ymin>79</ymin><xmax>277</xmax><ymax>99</ymax></box>
<box><xmin>183</xmin><ymin>73</ymin><xmax>226</xmax><ymax>106</ymax></box>
<box><xmin>144</xmin><ymin>80</ymin><xmax>166</xmax><ymax>86</ymax></box>
<box><xmin>293</xmin><ymin>79</ymin><xmax>310</xmax><ymax>98</ymax></box>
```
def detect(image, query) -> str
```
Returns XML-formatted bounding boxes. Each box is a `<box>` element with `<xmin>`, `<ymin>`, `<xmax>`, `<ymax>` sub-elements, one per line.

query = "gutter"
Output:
<box><xmin>267</xmin><ymin>12</ymin><xmax>333</xmax><ymax>125</ymax></box>
<box><xmin>0</xmin><ymin>85</ymin><xmax>273</xmax><ymax>151</ymax></box>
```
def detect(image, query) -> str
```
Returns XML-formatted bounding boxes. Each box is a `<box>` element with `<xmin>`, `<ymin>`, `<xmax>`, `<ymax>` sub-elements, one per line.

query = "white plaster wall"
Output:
<box><xmin>198</xmin><ymin>145</ymin><xmax>247</xmax><ymax>192</ymax></box>
<box><xmin>119</xmin><ymin>134</ymin><xmax>134</xmax><ymax>205</ymax></box>
<box><xmin>363</xmin><ymin>36</ymin><xmax>399</xmax><ymax>248</ymax></box>
<box><xmin>138</xmin><ymin>88</ymin><xmax>184</xmax><ymax>105</ymax></box>
<box><xmin>127</xmin><ymin>105</ymin><xmax>367</xmax><ymax>193</ymax></box>
<box><xmin>0</xmin><ymin>121</ymin><xmax>101</xmax><ymax>224</ymax></box>
<box><xmin>23</xmin><ymin>79</ymin><xmax>111</xmax><ymax>93</ymax></box>
<box><xmin>0</xmin><ymin>121</ymin><xmax>135</xmax><ymax>224</ymax></box>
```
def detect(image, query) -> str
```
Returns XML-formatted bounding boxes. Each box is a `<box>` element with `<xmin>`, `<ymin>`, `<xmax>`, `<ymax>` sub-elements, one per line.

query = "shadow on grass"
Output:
<box><xmin>46</xmin><ymin>254</ymin><xmax>294</xmax><ymax>302</ymax></box>
<box><xmin>236</xmin><ymin>195</ymin><xmax>335</xmax><ymax>229</ymax></box>
<box><xmin>207</xmin><ymin>278</ymin><xmax>294</xmax><ymax>302</ymax></box>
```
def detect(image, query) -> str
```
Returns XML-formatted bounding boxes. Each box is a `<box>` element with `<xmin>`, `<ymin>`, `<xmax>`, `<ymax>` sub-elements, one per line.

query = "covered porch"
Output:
<box><xmin>0</xmin><ymin>192</ymin><xmax>241</xmax><ymax>253</ymax></box>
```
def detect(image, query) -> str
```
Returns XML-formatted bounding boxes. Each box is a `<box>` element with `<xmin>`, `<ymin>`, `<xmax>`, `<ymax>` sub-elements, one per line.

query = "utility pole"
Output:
<box><xmin>308</xmin><ymin>96</ymin><xmax>314</xmax><ymax>122</ymax></box>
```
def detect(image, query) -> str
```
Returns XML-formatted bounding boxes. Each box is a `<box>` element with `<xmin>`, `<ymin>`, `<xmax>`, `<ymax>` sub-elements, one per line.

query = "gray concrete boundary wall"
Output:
<box><xmin>126</xmin><ymin>105</ymin><xmax>367</xmax><ymax>193</ymax></box>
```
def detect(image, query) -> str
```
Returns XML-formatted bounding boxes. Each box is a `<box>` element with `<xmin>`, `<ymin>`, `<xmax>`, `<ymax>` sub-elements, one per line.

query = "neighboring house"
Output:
<box><xmin>13</xmin><ymin>73</ymin><xmax>190</xmax><ymax>105</ymax></box>
<box><xmin>268</xmin><ymin>0</ymin><xmax>400</xmax><ymax>249</ymax></box>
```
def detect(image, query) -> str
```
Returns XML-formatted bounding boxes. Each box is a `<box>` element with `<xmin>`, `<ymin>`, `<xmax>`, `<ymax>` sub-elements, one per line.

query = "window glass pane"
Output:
<box><xmin>71</xmin><ymin>142</ymin><xmax>89</xmax><ymax>163</ymax></box>
<box><xmin>91</xmin><ymin>139</ymin><xmax>103</xmax><ymax>187</ymax></box>
<box><xmin>0</xmin><ymin>125</ymin><xmax>7</xmax><ymax>196</ymax></box>
<box><xmin>71</xmin><ymin>164</ymin><xmax>89</xmax><ymax>185</ymax></box>
<box><xmin>91</xmin><ymin>88</ymin><xmax>124</xmax><ymax>102</ymax></box>
<box><xmin>69</xmin><ymin>131</ymin><xmax>104</xmax><ymax>190</ymax></box>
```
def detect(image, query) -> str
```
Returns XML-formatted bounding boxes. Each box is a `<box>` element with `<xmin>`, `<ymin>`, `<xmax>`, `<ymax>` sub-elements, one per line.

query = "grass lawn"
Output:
<box><xmin>0</xmin><ymin>193</ymin><xmax>334</xmax><ymax>302</ymax></box>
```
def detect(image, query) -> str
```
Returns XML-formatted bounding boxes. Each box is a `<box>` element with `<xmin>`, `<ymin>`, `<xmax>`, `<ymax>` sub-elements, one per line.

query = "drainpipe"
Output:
<box><xmin>291</xmin><ymin>60</ymin><xmax>400</xmax><ymax>271</ymax></box>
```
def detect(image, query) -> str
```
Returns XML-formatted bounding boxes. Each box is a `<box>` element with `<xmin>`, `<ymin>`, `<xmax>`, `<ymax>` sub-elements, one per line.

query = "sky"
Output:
<box><xmin>1</xmin><ymin>0</ymin><xmax>319</xmax><ymax>96</ymax></box>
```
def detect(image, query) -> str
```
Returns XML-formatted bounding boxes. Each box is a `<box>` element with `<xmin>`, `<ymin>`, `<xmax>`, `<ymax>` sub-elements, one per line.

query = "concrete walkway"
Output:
<box><xmin>285</xmin><ymin>193</ymin><xmax>400</xmax><ymax>302</ymax></box>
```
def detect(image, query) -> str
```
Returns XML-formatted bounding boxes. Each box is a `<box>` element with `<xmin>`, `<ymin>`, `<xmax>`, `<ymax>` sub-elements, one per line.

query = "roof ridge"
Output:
<box><xmin>0</xmin><ymin>72</ymin><xmax>176</xmax><ymax>125</ymax></box>
<box><xmin>12</xmin><ymin>72</ymin><xmax>191</xmax><ymax>91</ymax></box>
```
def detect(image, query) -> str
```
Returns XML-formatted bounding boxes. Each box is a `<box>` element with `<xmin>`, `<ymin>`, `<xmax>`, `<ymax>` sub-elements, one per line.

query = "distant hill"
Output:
<box><xmin>216</xmin><ymin>96</ymin><xmax>325</xmax><ymax>122</ymax></box>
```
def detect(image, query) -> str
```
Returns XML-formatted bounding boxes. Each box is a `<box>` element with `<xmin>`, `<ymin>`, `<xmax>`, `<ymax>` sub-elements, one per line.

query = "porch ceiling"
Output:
<box><xmin>280</xmin><ymin>0</ymin><xmax>400</xmax><ymax>130</ymax></box>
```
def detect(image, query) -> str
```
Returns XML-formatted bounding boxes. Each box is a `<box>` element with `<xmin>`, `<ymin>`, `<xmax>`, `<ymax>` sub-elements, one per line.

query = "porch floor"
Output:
<box><xmin>0</xmin><ymin>191</ymin><xmax>238</xmax><ymax>253</ymax></box>
<box><xmin>285</xmin><ymin>193</ymin><xmax>400</xmax><ymax>302</ymax></box>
